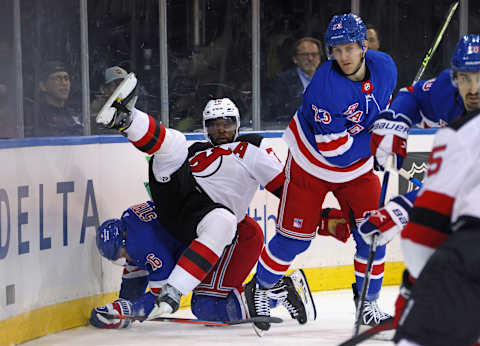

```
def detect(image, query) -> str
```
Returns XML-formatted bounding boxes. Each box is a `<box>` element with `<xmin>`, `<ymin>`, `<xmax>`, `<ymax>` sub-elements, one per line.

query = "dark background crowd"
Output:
<box><xmin>1</xmin><ymin>0</ymin><xmax>479</xmax><ymax>138</ymax></box>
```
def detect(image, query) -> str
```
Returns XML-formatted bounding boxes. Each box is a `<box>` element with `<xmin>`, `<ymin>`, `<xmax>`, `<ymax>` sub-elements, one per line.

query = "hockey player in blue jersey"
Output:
<box><xmin>89</xmin><ymin>201</ymin><xmax>262</xmax><ymax>327</ymax></box>
<box><xmin>89</xmin><ymin>201</ymin><xmax>313</xmax><ymax>328</ymax></box>
<box><xmin>244</xmin><ymin>13</ymin><xmax>398</xmax><ymax>331</ymax></box>
<box><xmin>371</xmin><ymin>34</ymin><xmax>480</xmax><ymax>173</ymax></box>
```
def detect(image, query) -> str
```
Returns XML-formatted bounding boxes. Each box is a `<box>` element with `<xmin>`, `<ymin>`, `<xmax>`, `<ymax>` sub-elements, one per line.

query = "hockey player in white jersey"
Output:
<box><xmin>95</xmin><ymin>79</ymin><xmax>315</xmax><ymax>324</ymax></box>
<box><xmin>391</xmin><ymin>107</ymin><xmax>480</xmax><ymax>346</ymax></box>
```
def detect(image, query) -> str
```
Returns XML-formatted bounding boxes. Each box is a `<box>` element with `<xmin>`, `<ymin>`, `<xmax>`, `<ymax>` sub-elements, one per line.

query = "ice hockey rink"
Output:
<box><xmin>22</xmin><ymin>286</ymin><xmax>399</xmax><ymax>346</ymax></box>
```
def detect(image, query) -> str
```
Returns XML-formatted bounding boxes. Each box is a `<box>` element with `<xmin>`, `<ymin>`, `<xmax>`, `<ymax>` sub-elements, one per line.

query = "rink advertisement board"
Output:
<box><xmin>0</xmin><ymin>131</ymin><xmax>434</xmax><ymax>344</ymax></box>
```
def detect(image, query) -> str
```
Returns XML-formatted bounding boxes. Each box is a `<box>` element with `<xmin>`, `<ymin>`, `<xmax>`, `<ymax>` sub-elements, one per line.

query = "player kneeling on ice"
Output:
<box><xmin>89</xmin><ymin>201</ymin><xmax>312</xmax><ymax>328</ymax></box>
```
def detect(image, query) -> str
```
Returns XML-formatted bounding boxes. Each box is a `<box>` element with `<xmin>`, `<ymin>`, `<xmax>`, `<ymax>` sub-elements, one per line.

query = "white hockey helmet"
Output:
<box><xmin>202</xmin><ymin>98</ymin><xmax>240</xmax><ymax>143</ymax></box>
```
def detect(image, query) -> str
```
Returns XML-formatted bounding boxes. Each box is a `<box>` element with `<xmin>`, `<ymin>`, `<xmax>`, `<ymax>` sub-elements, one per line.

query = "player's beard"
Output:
<box><xmin>464</xmin><ymin>93</ymin><xmax>480</xmax><ymax>112</ymax></box>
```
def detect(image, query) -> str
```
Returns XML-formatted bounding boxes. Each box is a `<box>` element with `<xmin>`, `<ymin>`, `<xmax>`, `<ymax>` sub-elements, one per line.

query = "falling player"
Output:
<box><xmin>93</xmin><ymin>91</ymin><xmax>316</xmax><ymax>325</ymax></box>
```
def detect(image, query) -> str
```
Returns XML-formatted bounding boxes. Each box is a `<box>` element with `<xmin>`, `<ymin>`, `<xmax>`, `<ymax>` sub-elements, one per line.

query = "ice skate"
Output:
<box><xmin>243</xmin><ymin>275</ymin><xmax>271</xmax><ymax>334</ymax></box>
<box><xmin>147</xmin><ymin>284</ymin><xmax>182</xmax><ymax>320</ymax></box>
<box><xmin>96</xmin><ymin>72</ymin><xmax>138</xmax><ymax>131</ymax></box>
<box><xmin>270</xmin><ymin>269</ymin><xmax>317</xmax><ymax>324</ymax></box>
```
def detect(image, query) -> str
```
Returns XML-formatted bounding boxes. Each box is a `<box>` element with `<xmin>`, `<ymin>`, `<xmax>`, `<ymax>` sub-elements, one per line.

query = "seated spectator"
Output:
<box><xmin>263</xmin><ymin>37</ymin><xmax>323</xmax><ymax>126</ymax></box>
<box><xmin>25</xmin><ymin>61</ymin><xmax>83</xmax><ymax>137</ymax></box>
<box><xmin>366</xmin><ymin>24</ymin><xmax>380</xmax><ymax>51</ymax></box>
<box><xmin>90</xmin><ymin>66</ymin><xmax>128</xmax><ymax>134</ymax></box>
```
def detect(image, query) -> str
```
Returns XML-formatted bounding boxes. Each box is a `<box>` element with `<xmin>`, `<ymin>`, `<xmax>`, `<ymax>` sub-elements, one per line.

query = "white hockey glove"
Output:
<box><xmin>89</xmin><ymin>298</ymin><xmax>133</xmax><ymax>329</ymax></box>
<box><xmin>358</xmin><ymin>195</ymin><xmax>410</xmax><ymax>246</ymax></box>
<box><xmin>370</xmin><ymin>110</ymin><xmax>411</xmax><ymax>171</ymax></box>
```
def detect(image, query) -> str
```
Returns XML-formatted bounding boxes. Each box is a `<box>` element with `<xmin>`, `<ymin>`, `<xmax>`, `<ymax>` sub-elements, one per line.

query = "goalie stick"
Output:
<box><xmin>339</xmin><ymin>317</ymin><xmax>394</xmax><ymax>346</ymax></box>
<box><xmin>99</xmin><ymin>311</ymin><xmax>283</xmax><ymax>326</ymax></box>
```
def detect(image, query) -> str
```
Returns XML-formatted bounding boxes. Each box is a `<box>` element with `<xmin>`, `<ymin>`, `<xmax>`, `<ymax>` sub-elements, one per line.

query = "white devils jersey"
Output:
<box><xmin>188</xmin><ymin>135</ymin><xmax>284</xmax><ymax>222</ymax></box>
<box><xmin>401</xmin><ymin>111</ymin><xmax>480</xmax><ymax>278</ymax></box>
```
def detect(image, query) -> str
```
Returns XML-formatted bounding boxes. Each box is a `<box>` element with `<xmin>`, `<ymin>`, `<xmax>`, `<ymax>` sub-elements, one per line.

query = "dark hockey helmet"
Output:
<box><xmin>325</xmin><ymin>13</ymin><xmax>367</xmax><ymax>59</ymax></box>
<box><xmin>451</xmin><ymin>34</ymin><xmax>480</xmax><ymax>73</ymax></box>
<box><xmin>96</xmin><ymin>218</ymin><xmax>126</xmax><ymax>261</ymax></box>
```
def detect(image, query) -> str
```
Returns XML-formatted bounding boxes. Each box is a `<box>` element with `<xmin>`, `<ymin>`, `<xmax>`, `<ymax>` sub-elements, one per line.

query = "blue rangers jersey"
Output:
<box><xmin>121</xmin><ymin>201</ymin><xmax>185</xmax><ymax>294</ymax></box>
<box><xmin>389</xmin><ymin>69</ymin><xmax>465</xmax><ymax>128</ymax></box>
<box><xmin>283</xmin><ymin>49</ymin><xmax>397</xmax><ymax>182</ymax></box>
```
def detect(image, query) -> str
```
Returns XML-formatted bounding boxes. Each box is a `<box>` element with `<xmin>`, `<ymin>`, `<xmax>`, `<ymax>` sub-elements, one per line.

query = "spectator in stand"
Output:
<box><xmin>264</xmin><ymin>37</ymin><xmax>324</xmax><ymax>126</ymax></box>
<box><xmin>366</xmin><ymin>24</ymin><xmax>380</xmax><ymax>51</ymax></box>
<box><xmin>90</xmin><ymin>66</ymin><xmax>128</xmax><ymax>134</ymax></box>
<box><xmin>25</xmin><ymin>61</ymin><xmax>83</xmax><ymax>137</ymax></box>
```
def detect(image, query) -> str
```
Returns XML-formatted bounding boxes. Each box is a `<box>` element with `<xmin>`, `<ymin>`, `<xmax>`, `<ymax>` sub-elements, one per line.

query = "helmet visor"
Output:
<box><xmin>205</xmin><ymin>117</ymin><xmax>237</xmax><ymax>131</ymax></box>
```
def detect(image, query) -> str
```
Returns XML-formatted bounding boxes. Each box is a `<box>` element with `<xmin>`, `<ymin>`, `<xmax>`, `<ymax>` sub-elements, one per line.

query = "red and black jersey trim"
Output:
<box><xmin>132</xmin><ymin>117</ymin><xmax>166</xmax><ymax>154</ymax></box>
<box><xmin>182</xmin><ymin>247</ymin><xmax>214</xmax><ymax>274</ymax></box>
<box><xmin>409</xmin><ymin>206</ymin><xmax>451</xmax><ymax>235</ymax></box>
<box><xmin>176</xmin><ymin>240</ymin><xmax>220</xmax><ymax>281</ymax></box>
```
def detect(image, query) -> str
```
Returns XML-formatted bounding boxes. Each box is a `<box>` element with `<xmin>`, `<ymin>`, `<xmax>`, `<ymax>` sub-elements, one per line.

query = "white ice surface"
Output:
<box><xmin>22</xmin><ymin>286</ymin><xmax>399</xmax><ymax>346</ymax></box>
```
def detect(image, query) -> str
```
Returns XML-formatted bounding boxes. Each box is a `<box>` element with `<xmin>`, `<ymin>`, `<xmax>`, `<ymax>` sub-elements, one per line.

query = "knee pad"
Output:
<box><xmin>269</xmin><ymin>233</ymin><xmax>311</xmax><ymax>262</ymax></box>
<box><xmin>196</xmin><ymin>208</ymin><xmax>237</xmax><ymax>256</ymax></box>
<box><xmin>191</xmin><ymin>288</ymin><xmax>245</xmax><ymax>321</ymax></box>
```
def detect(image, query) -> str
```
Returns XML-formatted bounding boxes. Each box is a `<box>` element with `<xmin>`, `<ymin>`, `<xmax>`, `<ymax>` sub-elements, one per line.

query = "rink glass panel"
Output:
<box><xmin>20</xmin><ymin>0</ymin><xmax>83</xmax><ymax>138</ymax></box>
<box><xmin>166</xmin><ymin>0</ymin><xmax>253</xmax><ymax>132</ymax></box>
<box><xmin>259</xmin><ymin>0</ymin><xmax>350</xmax><ymax>130</ymax></box>
<box><xmin>0</xmin><ymin>0</ymin><xmax>17</xmax><ymax>139</ymax></box>
<box><xmin>0</xmin><ymin>0</ymin><xmax>476</xmax><ymax>138</ymax></box>
<box><xmin>361</xmin><ymin>0</ymin><xmax>459</xmax><ymax>94</ymax></box>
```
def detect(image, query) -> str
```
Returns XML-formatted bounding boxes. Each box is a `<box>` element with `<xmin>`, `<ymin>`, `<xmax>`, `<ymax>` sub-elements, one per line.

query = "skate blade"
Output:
<box><xmin>96</xmin><ymin>72</ymin><xmax>137</xmax><ymax>125</ymax></box>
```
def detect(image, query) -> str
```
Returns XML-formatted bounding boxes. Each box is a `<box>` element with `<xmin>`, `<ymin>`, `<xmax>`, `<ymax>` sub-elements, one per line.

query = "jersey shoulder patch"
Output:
<box><xmin>188</xmin><ymin>141</ymin><xmax>213</xmax><ymax>158</ymax></box>
<box><xmin>448</xmin><ymin>111</ymin><xmax>480</xmax><ymax>131</ymax></box>
<box><xmin>236</xmin><ymin>133</ymin><xmax>264</xmax><ymax>147</ymax></box>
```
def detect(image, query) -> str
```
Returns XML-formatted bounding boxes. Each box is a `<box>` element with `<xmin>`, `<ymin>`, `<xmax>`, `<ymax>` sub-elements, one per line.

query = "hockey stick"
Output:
<box><xmin>413</xmin><ymin>1</ymin><xmax>459</xmax><ymax>83</ymax></box>
<box><xmin>350</xmin><ymin>2</ymin><xmax>455</xmax><ymax>338</ymax></box>
<box><xmin>339</xmin><ymin>317</ymin><xmax>394</xmax><ymax>346</ymax></box>
<box><xmin>101</xmin><ymin>312</ymin><xmax>283</xmax><ymax>326</ymax></box>
<box><xmin>353</xmin><ymin>155</ymin><xmax>394</xmax><ymax>336</ymax></box>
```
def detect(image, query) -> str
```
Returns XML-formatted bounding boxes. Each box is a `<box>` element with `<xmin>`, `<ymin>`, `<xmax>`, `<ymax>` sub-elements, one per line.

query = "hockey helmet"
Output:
<box><xmin>96</xmin><ymin>218</ymin><xmax>126</xmax><ymax>261</ymax></box>
<box><xmin>451</xmin><ymin>34</ymin><xmax>480</xmax><ymax>73</ymax></box>
<box><xmin>202</xmin><ymin>98</ymin><xmax>240</xmax><ymax>143</ymax></box>
<box><xmin>325</xmin><ymin>13</ymin><xmax>367</xmax><ymax>59</ymax></box>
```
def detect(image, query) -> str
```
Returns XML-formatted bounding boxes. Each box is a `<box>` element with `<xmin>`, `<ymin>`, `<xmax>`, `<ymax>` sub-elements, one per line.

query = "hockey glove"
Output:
<box><xmin>358</xmin><ymin>195</ymin><xmax>411</xmax><ymax>246</ymax></box>
<box><xmin>317</xmin><ymin>208</ymin><xmax>350</xmax><ymax>243</ymax></box>
<box><xmin>394</xmin><ymin>269</ymin><xmax>416</xmax><ymax>327</ymax></box>
<box><xmin>370</xmin><ymin>110</ymin><xmax>411</xmax><ymax>171</ymax></box>
<box><xmin>89</xmin><ymin>298</ymin><xmax>133</xmax><ymax>329</ymax></box>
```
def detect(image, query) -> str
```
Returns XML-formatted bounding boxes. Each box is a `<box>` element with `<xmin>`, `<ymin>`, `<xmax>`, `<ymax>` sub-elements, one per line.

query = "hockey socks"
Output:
<box><xmin>256</xmin><ymin>233</ymin><xmax>310</xmax><ymax>288</ymax></box>
<box><xmin>353</xmin><ymin>227</ymin><xmax>386</xmax><ymax>301</ymax></box>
